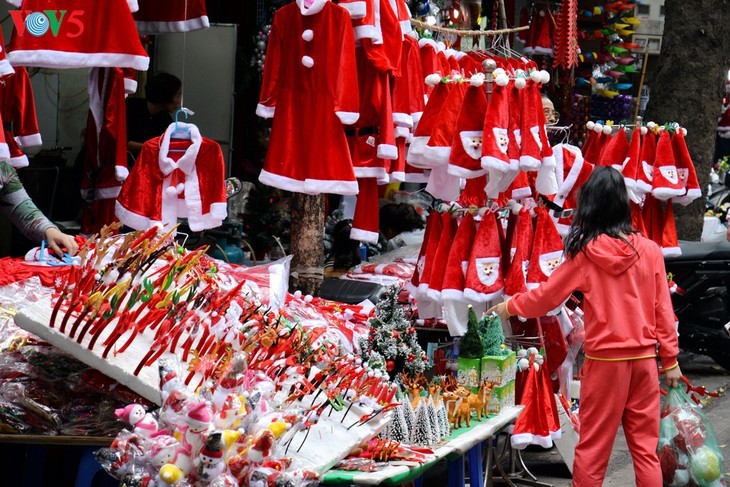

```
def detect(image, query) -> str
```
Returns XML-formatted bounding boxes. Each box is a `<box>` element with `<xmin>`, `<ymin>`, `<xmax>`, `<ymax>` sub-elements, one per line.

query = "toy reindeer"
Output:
<box><xmin>428</xmin><ymin>381</ymin><xmax>442</xmax><ymax>405</ymax></box>
<box><xmin>454</xmin><ymin>387</ymin><xmax>472</xmax><ymax>429</ymax></box>
<box><xmin>402</xmin><ymin>373</ymin><xmax>426</xmax><ymax>408</ymax></box>
<box><xmin>468</xmin><ymin>379</ymin><xmax>496</xmax><ymax>421</ymax></box>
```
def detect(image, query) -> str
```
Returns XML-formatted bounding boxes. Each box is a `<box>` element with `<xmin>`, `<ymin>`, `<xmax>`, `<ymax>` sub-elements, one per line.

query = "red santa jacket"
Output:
<box><xmin>0</xmin><ymin>24</ymin><xmax>14</xmax><ymax>78</ymax></box>
<box><xmin>115</xmin><ymin>123</ymin><xmax>227</xmax><ymax>232</ymax></box>
<box><xmin>7</xmin><ymin>0</ymin><xmax>149</xmax><ymax>70</ymax></box>
<box><xmin>551</xmin><ymin>144</ymin><xmax>594</xmax><ymax>235</ymax></box>
<box><xmin>134</xmin><ymin>0</ymin><xmax>209</xmax><ymax>34</ymax></box>
<box><xmin>0</xmin><ymin>66</ymin><xmax>41</xmax><ymax>168</ymax></box>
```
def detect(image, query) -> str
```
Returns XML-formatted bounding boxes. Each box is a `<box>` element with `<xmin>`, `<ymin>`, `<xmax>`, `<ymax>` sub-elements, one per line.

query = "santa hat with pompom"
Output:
<box><xmin>506</xmin><ymin>170</ymin><xmax>533</xmax><ymax>201</ymax></box>
<box><xmin>671</xmin><ymin>128</ymin><xmax>701</xmax><ymax>206</ymax></box>
<box><xmin>185</xmin><ymin>401</ymin><xmax>211</xmax><ymax>430</ymax></box>
<box><xmin>480</xmin><ymin>69</ymin><xmax>512</xmax><ymax>174</ymax></box>
<box><xmin>661</xmin><ymin>202</ymin><xmax>681</xmax><ymax>257</ymax></box>
<box><xmin>519</xmin><ymin>78</ymin><xmax>548</xmax><ymax>171</ymax></box>
<box><xmin>526</xmin><ymin>207</ymin><xmax>564</xmax><ymax>290</ymax></box>
<box><xmin>410</xmin><ymin>210</ymin><xmax>439</xmax><ymax>293</ymax></box>
<box><xmin>621</xmin><ymin>127</ymin><xmax>642</xmax><ymax>201</ymax></box>
<box><xmin>448</xmin><ymin>74</ymin><xmax>488</xmax><ymax>178</ymax></box>
<box><xmin>504</xmin><ymin>207</ymin><xmax>534</xmax><ymax>298</ymax></box>
<box><xmin>423</xmin><ymin>77</ymin><xmax>466</xmax><ymax>167</ymax></box>
<box><xmin>408</xmin><ymin>77</ymin><xmax>450</xmax><ymax>167</ymax></box>
<box><xmin>635</xmin><ymin>127</ymin><xmax>656</xmax><ymax>195</ymax></box>
<box><xmin>600</xmin><ymin>127</ymin><xmax>629</xmax><ymax>170</ymax></box>
<box><xmin>425</xmin><ymin>212</ymin><xmax>457</xmax><ymax>301</ymax></box>
<box><xmin>651</xmin><ymin>131</ymin><xmax>686</xmax><ymax>200</ymax></box>
<box><xmin>581</xmin><ymin>121</ymin><xmax>597</xmax><ymax>157</ymax></box>
<box><xmin>414</xmin><ymin>211</ymin><xmax>443</xmax><ymax>297</ymax></box>
<box><xmin>463</xmin><ymin>211</ymin><xmax>505</xmax><ymax>303</ymax></box>
<box><xmin>441</xmin><ymin>212</ymin><xmax>478</xmax><ymax>302</ymax></box>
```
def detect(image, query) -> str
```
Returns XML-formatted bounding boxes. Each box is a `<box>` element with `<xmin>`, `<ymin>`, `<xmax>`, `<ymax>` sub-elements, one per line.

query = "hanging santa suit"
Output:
<box><xmin>0</xmin><ymin>66</ymin><xmax>42</xmax><ymax>168</ymax></box>
<box><xmin>419</xmin><ymin>39</ymin><xmax>442</xmax><ymax>98</ymax></box>
<box><xmin>550</xmin><ymin>144</ymin><xmax>594</xmax><ymax>235</ymax></box>
<box><xmin>80</xmin><ymin>68</ymin><xmax>128</xmax><ymax>234</ymax></box>
<box><xmin>256</xmin><ymin>0</ymin><xmax>359</xmax><ymax>195</ymax></box>
<box><xmin>134</xmin><ymin>0</ymin><xmax>209</xmax><ymax>34</ymax></box>
<box><xmin>6</xmin><ymin>0</ymin><xmax>149</xmax><ymax>70</ymax></box>
<box><xmin>115</xmin><ymin>123</ymin><xmax>227</xmax><ymax>232</ymax></box>
<box><xmin>0</xmin><ymin>24</ymin><xmax>14</xmax><ymax>77</ymax></box>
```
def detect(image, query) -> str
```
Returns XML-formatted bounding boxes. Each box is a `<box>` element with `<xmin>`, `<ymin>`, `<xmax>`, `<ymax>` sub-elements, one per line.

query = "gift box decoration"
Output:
<box><xmin>488</xmin><ymin>380</ymin><xmax>515</xmax><ymax>416</ymax></box>
<box><xmin>481</xmin><ymin>350</ymin><xmax>517</xmax><ymax>387</ymax></box>
<box><xmin>457</xmin><ymin>357</ymin><xmax>482</xmax><ymax>390</ymax></box>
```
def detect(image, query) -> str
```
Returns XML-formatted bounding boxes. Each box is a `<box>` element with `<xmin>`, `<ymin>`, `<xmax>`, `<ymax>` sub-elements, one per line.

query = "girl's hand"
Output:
<box><xmin>487</xmin><ymin>302</ymin><xmax>511</xmax><ymax>323</ymax></box>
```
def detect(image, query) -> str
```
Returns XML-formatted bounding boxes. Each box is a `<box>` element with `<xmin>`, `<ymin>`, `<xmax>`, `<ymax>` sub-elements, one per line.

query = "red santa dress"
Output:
<box><xmin>6</xmin><ymin>0</ymin><xmax>149</xmax><ymax>70</ymax></box>
<box><xmin>134</xmin><ymin>0</ymin><xmax>209</xmax><ymax>34</ymax></box>
<box><xmin>0</xmin><ymin>66</ymin><xmax>42</xmax><ymax>168</ymax></box>
<box><xmin>115</xmin><ymin>123</ymin><xmax>227</xmax><ymax>232</ymax></box>
<box><xmin>256</xmin><ymin>0</ymin><xmax>359</xmax><ymax>195</ymax></box>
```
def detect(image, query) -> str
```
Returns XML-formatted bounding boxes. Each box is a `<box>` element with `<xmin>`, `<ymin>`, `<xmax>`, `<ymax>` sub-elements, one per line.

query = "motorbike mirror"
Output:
<box><xmin>225</xmin><ymin>177</ymin><xmax>243</xmax><ymax>199</ymax></box>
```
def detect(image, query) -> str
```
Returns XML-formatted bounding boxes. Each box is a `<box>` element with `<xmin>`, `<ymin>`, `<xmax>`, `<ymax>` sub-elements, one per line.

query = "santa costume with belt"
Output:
<box><xmin>550</xmin><ymin>144</ymin><xmax>594</xmax><ymax>236</ymax></box>
<box><xmin>257</xmin><ymin>0</ymin><xmax>360</xmax><ymax>196</ymax></box>
<box><xmin>115</xmin><ymin>123</ymin><xmax>227</xmax><ymax>232</ymax></box>
<box><xmin>0</xmin><ymin>66</ymin><xmax>42</xmax><ymax>169</ymax></box>
<box><xmin>134</xmin><ymin>0</ymin><xmax>210</xmax><ymax>34</ymax></box>
<box><xmin>80</xmin><ymin>68</ymin><xmax>129</xmax><ymax>234</ymax></box>
<box><xmin>6</xmin><ymin>0</ymin><xmax>149</xmax><ymax>70</ymax></box>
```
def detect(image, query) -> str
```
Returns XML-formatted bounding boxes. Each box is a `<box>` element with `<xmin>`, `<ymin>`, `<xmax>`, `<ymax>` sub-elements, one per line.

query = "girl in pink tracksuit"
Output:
<box><xmin>490</xmin><ymin>166</ymin><xmax>682</xmax><ymax>486</ymax></box>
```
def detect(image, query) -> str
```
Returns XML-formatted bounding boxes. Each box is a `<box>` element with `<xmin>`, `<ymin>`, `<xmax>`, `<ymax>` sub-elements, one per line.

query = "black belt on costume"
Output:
<box><xmin>2</xmin><ymin>123</ymin><xmax>11</xmax><ymax>131</ymax></box>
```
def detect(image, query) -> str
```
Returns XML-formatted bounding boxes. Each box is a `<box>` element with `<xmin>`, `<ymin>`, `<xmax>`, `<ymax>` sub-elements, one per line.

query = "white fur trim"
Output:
<box><xmin>441</xmin><ymin>289</ymin><xmax>467</xmax><ymax>302</ymax></box>
<box><xmin>403</xmin><ymin>172</ymin><xmax>430</xmax><ymax>183</ymax></box>
<box><xmin>481</xmin><ymin>155</ymin><xmax>512</xmax><ymax>173</ymax></box>
<box><xmin>447</xmin><ymin>164</ymin><xmax>487</xmax><ymax>179</ymax></box>
<box><xmin>652</xmin><ymin>187</ymin><xmax>686</xmax><ymax>200</ymax></box>
<box><xmin>259</xmin><ymin>169</ymin><xmax>359</xmax><ymax>195</ymax></box>
<box><xmin>256</xmin><ymin>103</ymin><xmax>275</xmax><ymax>119</ymax></box>
<box><xmin>135</xmin><ymin>17</ymin><xmax>210</xmax><ymax>34</ymax></box>
<box><xmin>349</xmin><ymin>227</ymin><xmax>379</xmax><ymax>244</ymax></box>
<box><xmin>418</xmin><ymin>38</ymin><xmax>439</xmax><ymax>50</ymax></box>
<box><xmin>116</xmin><ymin>200</ymin><xmax>161</xmax><ymax>230</ymax></box>
<box><xmin>82</xmin><ymin>186</ymin><xmax>122</xmax><ymax>201</ymax></box>
<box><xmin>511</xmin><ymin>431</ymin><xmax>557</xmax><ymax>450</ymax></box>
<box><xmin>390</xmin><ymin>171</ymin><xmax>405</xmax><ymax>182</ymax></box>
<box><xmin>377</xmin><ymin>144</ymin><xmax>398</xmax><ymax>160</ymax></box>
<box><xmin>127</xmin><ymin>0</ymin><xmax>139</xmax><ymax>12</ymax></box>
<box><xmin>123</xmin><ymin>78</ymin><xmax>138</xmax><ymax>95</ymax></box>
<box><xmin>400</xmin><ymin>20</ymin><xmax>413</xmax><ymax>35</ymax></box>
<box><xmin>336</xmin><ymin>111</ymin><xmax>359</xmax><ymax>125</ymax></box>
<box><xmin>353</xmin><ymin>167</ymin><xmax>387</xmax><ymax>179</ymax></box>
<box><xmin>532</xmin><ymin>46</ymin><xmax>554</xmax><ymax>56</ymax></box>
<box><xmin>394</xmin><ymin>126</ymin><xmax>410</xmax><ymax>139</ymax></box>
<box><xmin>425</xmin><ymin>288</ymin><xmax>443</xmax><ymax>301</ymax></box>
<box><xmin>340</xmin><ymin>1</ymin><xmax>367</xmax><ymax>18</ymax></box>
<box><xmin>7</xmin><ymin>154</ymin><xmax>29</xmax><ymax>168</ymax></box>
<box><xmin>8</xmin><ymin>51</ymin><xmax>148</xmax><ymax>71</ymax></box>
<box><xmin>519</xmin><ymin>155</ymin><xmax>541</xmax><ymax>171</ymax></box>
<box><xmin>0</xmin><ymin>59</ymin><xmax>14</xmax><ymax>77</ymax></box>
<box><xmin>672</xmin><ymin>188</ymin><xmax>702</xmax><ymax>206</ymax></box>
<box><xmin>411</xmin><ymin>111</ymin><xmax>423</xmax><ymax>127</ymax></box>
<box><xmin>14</xmin><ymin>132</ymin><xmax>42</xmax><ymax>148</ymax></box>
<box><xmin>354</xmin><ymin>25</ymin><xmax>379</xmax><ymax>41</ymax></box>
<box><xmin>0</xmin><ymin>143</ymin><xmax>10</xmax><ymax>161</ymax></box>
<box><xmin>662</xmin><ymin>246</ymin><xmax>682</xmax><ymax>258</ymax></box>
<box><xmin>115</xmin><ymin>166</ymin><xmax>130</xmax><ymax>182</ymax></box>
<box><xmin>393</xmin><ymin>112</ymin><xmax>413</xmax><ymax>128</ymax></box>
<box><xmin>635</xmin><ymin>179</ymin><xmax>652</xmax><ymax>195</ymax></box>
<box><xmin>210</xmin><ymin>202</ymin><xmax>228</xmax><ymax>220</ymax></box>
<box><xmin>422</xmin><ymin>145</ymin><xmax>451</xmax><ymax>166</ymax></box>
<box><xmin>511</xmin><ymin>186</ymin><xmax>533</xmax><ymax>200</ymax></box>
<box><xmin>296</xmin><ymin>0</ymin><xmax>328</xmax><ymax>15</ymax></box>
<box><xmin>552</xmin><ymin>144</ymin><xmax>584</xmax><ymax>209</ymax></box>
<box><xmin>463</xmin><ymin>288</ymin><xmax>504</xmax><ymax>303</ymax></box>
<box><xmin>406</xmin><ymin>136</ymin><xmax>429</xmax><ymax>166</ymax></box>
<box><xmin>159</xmin><ymin>123</ymin><xmax>202</xmax><ymax>175</ymax></box>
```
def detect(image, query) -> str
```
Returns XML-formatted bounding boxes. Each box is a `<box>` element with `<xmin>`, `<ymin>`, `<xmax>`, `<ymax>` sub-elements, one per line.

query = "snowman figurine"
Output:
<box><xmin>194</xmin><ymin>431</ymin><xmax>226</xmax><ymax>485</ymax></box>
<box><xmin>115</xmin><ymin>403</ymin><xmax>159</xmax><ymax>437</ymax></box>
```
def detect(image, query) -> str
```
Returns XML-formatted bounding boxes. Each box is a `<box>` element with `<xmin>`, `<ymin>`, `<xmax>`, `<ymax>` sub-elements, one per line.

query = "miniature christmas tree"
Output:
<box><xmin>402</xmin><ymin>394</ymin><xmax>416</xmax><ymax>434</ymax></box>
<box><xmin>481</xmin><ymin>313</ymin><xmax>508</xmax><ymax>356</ymax></box>
<box><xmin>426</xmin><ymin>398</ymin><xmax>441</xmax><ymax>443</ymax></box>
<box><xmin>437</xmin><ymin>402</ymin><xmax>451</xmax><ymax>439</ymax></box>
<box><xmin>384</xmin><ymin>405</ymin><xmax>409</xmax><ymax>443</ymax></box>
<box><xmin>459</xmin><ymin>306</ymin><xmax>485</xmax><ymax>358</ymax></box>
<box><xmin>359</xmin><ymin>285</ymin><xmax>428</xmax><ymax>380</ymax></box>
<box><xmin>411</xmin><ymin>400</ymin><xmax>434</xmax><ymax>446</ymax></box>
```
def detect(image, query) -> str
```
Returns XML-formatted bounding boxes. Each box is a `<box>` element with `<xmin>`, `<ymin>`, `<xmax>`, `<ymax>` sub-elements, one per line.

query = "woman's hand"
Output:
<box><xmin>487</xmin><ymin>301</ymin><xmax>511</xmax><ymax>323</ymax></box>
<box><xmin>45</xmin><ymin>228</ymin><xmax>79</xmax><ymax>257</ymax></box>
<box><xmin>665</xmin><ymin>364</ymin><xmax>682</xmax><ymax>388</ymax></box>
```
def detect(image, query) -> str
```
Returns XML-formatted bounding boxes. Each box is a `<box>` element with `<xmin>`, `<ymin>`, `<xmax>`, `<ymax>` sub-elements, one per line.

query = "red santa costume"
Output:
<box><xmin>0</xmin><ymin>24</ymin><xmax>14</xmax><ymax>77</ymax></box>
<box><xmin>0</xmin><ymin>66</ymin><xmax>42</xmax><ymax>168</ymax></box>
<box><xmin>257</xmin><ymin>0</ymin><xmax>359</xmax><ymax>195</ymax></box>
<box><xmin>6</xmin><ymin>0</ymin><xmax>149</xmax><ymax>70</ymax></box>
<box><xmin>80</xmin><ymin>68</ymin><xmax>128</xmax><ymax>234</ymax></box>
<box><xmin>115</xmin><ymin>123</ymin><xmax>227</xmax><ymax>232</ymax></box>
<box><xmin>134</xmin><ymin>0</ymin><xmax>210</xmax><ymax>34</ymax></box>
<box><xmin>550</xmin><ymin>144</ymin><xmax>594</xmax><ymax>235</ymax></box>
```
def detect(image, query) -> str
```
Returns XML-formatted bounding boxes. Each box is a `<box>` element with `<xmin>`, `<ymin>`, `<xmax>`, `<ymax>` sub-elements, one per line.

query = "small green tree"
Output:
<box><xmin>459</xmin><ymin>305</ymin><xmax>485</xmax><ymax>358</ymax></box>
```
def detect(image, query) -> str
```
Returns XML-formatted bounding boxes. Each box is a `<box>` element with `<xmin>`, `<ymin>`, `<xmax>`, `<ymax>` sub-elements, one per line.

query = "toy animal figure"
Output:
<box><xmin>468</xmin><ymin>380</ymin><xmax>496</xmax><ymax>421</ymax></box>
<box><xmin>443</xmin><ymin>391</ymin><xmax>461</xmax><ymax>429</ymax></box>
<box><xmin>453</xmin><ymin>387</ymin><xmax>472</xmax><ymax>429</ymax></box>
<box><xmin>402</xmin><ymin>374</ymin><xmax>426</xmax><ymax>408</ymax></box>
<box><xmin>428</xmin><ymin>381</ymin><xmax>442</xmax><ymax>404</ymax></box>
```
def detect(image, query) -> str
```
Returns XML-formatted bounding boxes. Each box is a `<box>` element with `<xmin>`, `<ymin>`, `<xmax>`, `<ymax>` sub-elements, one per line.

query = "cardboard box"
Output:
<box><xmin>481</xmin><ymin>351</ymin><xmax>516</xmax><ymax>387</ymax></box>
<box><xmin>457</xmin><ymin>357</ymin><xmax>482</xmax><ymax>390</ymax></box>
<box><xmin>488</xmin><ymin>380</ymin><xmax>515</xmax><ymax>416</ymax></box>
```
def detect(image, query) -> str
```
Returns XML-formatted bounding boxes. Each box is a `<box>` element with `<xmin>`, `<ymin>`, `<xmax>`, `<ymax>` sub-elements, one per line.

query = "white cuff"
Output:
<box><xmin>340</xmin><ymin>1</ymin><xmax>367</xmax><ymax>19</ymax></box>
<box><xmin>15</xmin><ymin>133</ymin><xmax>42</xmax><ymax>148</ymax></box>
<box><xmin>336</xmin><ymin>111</ymin><xmax>359</xmax><ymax>125</ymax></box>
<box><xmin>377</xmin><ymin>144</ymin><xmax>398</xmax><ymax>160</ymax></box>
<box><xmin>210</xmin><ymin>202</ymin><xmax>228</xmax><ymax>220</ymax></box>
<box><xmin>256</xmin><ymin>103</ymin><xmax>275</xmax><ymax>119</ymax></box>
<box><xmin>392</xmin><ymin>112</ymin><xmax>413</xmax><ymax>128</ymax></box>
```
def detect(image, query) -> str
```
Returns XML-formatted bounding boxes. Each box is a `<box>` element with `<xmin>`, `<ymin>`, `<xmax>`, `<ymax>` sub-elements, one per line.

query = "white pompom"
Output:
<box><xmin>680</xmin><ymin>127</ymin><xmax>688</xmax><ymax>136</ymax></box>
<box><xmin>586</xmin><ymin>121</ymin><xmax>595</xmax><ymax>130</ymax></box>
<box><xmin>528</xmin><ymin>347</ymin><xmax>539</xmax><ymax>355</ymax></box>
<box><xmin>594</xmin><ymin>123</ymin><xmax>603</xmax><ymax>133</ymax></box>
<box><xmin>493</xmin><ymin>67</ymin><xmax>506</xmax><ymax>78</ymax></box>
<box><xmin>301</xmin><ymin>29</ymin><xmax>313</xmax><ymax>42</ymax></box>
<box><xmin>425</xmin><ymin>73</ymin><xmax>442</xmax><ymax>87</ymax></box>
<box><xmin>495</xmin><ymin>74</ymin><xmax>509</xmax><ymax>86</ymax></box>
<box><xmin>470</xmin><ymin>73</ymin><xmax>485</xmax><ymax>87</ymax></box>
<box><xmin>658</xmin><ymin>125</ymin><xmax>665</xmax><ymax>133</ymax></box>
<box><xmin>641</xmin><ymin>126</ymin><xmax>648</xmax><ymax>135</ymax></box>
<box><xmin>304</xmin><ymin>294</ymin><xmax>313</xmax><ymax>303</ymax></box>
<box><xmin>647</xmin><ymin>121</ymin><xmax>656</xmax><ymax>130</ymax></box>
<box><xmin>535</xmin><ymin>354</ymin><xmax>544</xmax><ymax>365</ymax></box>
<box><xmin>516</xmin><ymin>349</ymin><xmax>527</xmax><ymax>358</ymax></box>
<box><xmin>603</xmin><ymin>125</ymin><xmax>612</xmax><ymax>135</ymax></box>
<box><xmin>518</xmin><ymin>358</ymin><xmax>530</xmax><ymax>371</ymax></box>
<box><xmin>301</xmin><ymin>55</ymin><xmax>314</xmax><ymax>68</ymax></box>
<box><xmin>540</xmin><ymin>70</ymin><xmax>551</xmax><ymax>84</ymax></box>
<box><xmin>529</xmin><ymin>70</ymin><xmax>542</xmax><ymax>83</ymax></box>
<box><xmin>515</xmin><ymin>77</ymin><xmax>526</xmax><ymax>89</ymax></box>
<box><xmin>539</xmin><ymin>10</ymin><xmax>545</xmax><ymax>16</ymax></box>
<box><xmin>293</xmin><ymin>290</ymin><xmax>303</xmax><ymax>299</ymax></box>
<box><xmin>176</xmin><ymin>183</ymin><xmax>185</xmax><ymax>194</ymax></box>
<box><xmin>165</xmin><ymin>185</ymin><xmax>178</xmax><ymax>196</ymax></box>
<box><xmin>515</xmin><ymin>69</ymin><xmax>526</xmax><ymax>78</ymax></box>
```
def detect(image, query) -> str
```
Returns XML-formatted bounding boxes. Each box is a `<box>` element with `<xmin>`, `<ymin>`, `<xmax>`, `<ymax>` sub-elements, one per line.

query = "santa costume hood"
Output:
<box><xmin>408</xmin><ymin>78</ymin><xmax>450</xmax><ymax>167</ymax></box>
<box><xmin>448</xmin><ymin>74</ymin><xmax>488</xmax><ymax>179</ymax></box>
<box><xmin>651</xmin><ymin>131</ymin><xmax>686</xmax><ymax>200</ymax></box>
<box><xmin>426</xmin><ymin>212</ymin><xmax>457</xmax><ymax>301</ymax></box>
<box><xmin>463</xmin><ymin>211</ymin><xmax>505</xmax><ymax>303</ymax></box>
<box><xmin>441</xmin><ymin>212</ymin><xmax>478</xmax><ymax>302</ymax></box>
<box><xmin>526</xmin><ymin>207</ymin><xmax>564</xmax><ymax>289</ymax></box>
<box><xmin>671</xmin><ymin>128</ymin><xmax>701</xmax><ymax>206</ymax></box>
<box><xmin>635</xmin><ymin>128</ymin><xmax>657</xmax><ymax>196</ymax></box>
<box><xmin>600</xmin><ymin>127</ymin><xmax>629</xmax><ymax>170</ymax></box>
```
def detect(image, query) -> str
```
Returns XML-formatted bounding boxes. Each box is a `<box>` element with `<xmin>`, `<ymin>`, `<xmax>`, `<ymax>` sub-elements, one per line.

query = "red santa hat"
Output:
<box><xmin>642</xmin><ymin>195</ymin><xmax>664</xmax><ymax>244</ymax></box>
<box><xmin>524</xmin><ymin>10</ymin><xmax>554</xmax><ymax>56</ymax></box>
<box><xmin>511</xmin><ymin>355</ymin><xmax>556</xmax><ymax>450</ymax></box>
<box><xmin>426</xmin><ymin>212</ymin><xmax>457</xmax><ymax>301</ymax></box>
<box><xmin>519</xmin><ymin>79</ymin><xmax>548</xmax><ymax>171</ymax></box>
<box><xmin>480</xmin><ymin>71</ymin><xmax>512</xmax><ymax>174</ymax></box>
<box><xmin>651</xmin><ymin>131</ymin><xmax>686</xmax><ymax>200</ymax></box>
<box><xmin>504</xmin><ymin>207</ymin><xmax>534</xmax><ymax>298</ymax></box>
<box><xmin>671</xmin><ymin>128</ymin><xmax>701</xmax><ymax>206</ymax></box>
<box><xmin>635</xmin><ymin>128</ymin><xmax>657</xmax><ymax>195</ymax></box>
<box><xmin>463</xmin><ymin>211</ymin><xmax>505</xmax><ymax>303</ymax></box>
<box><xmin>552</xmin><ymin>144</ymin><xmax>593</xmax><ymax>236</ymax></box>
<box><xmin>441</xmin><ymin>213</ymin><xmax>478</xmax><ymax>302</ymax></box>
<box><xmin>410</xmin><ymin>210</ymin><xmax>439</xmax><ymax>292</ymax></box>
<box><xmin>526</xmin><ymin>207</ymin><xmax>564</xmax><ymax>289</ymax></box>
<box><xmin>448</xmin><ymin>75</ymin><xmax>488</xmax><ymax>179</ymax></box>
<box><xmin>622</xmin><ymin>127</ymin><xmax>642</xmax><ymax>198</ymax></box>
<box><xmin>185</xmin><ymin>401</ymin><xmax>211</xmax><ymax>429</ymax></box>
<box><xmin>661</xmin><ymin>202</ymin><xmax>681</xmax><ymax>257</ymax></box>
<box><xmin>408</xmin><ymin>79</ymin><xmax>451</xmax><ymax>167</ymax></box>
<box><xmin>506</xmin><ymin>170</ymin><xmax>533</xmax><ymax>201</ymax></box>
<box><xmin>583</xmin><ymin>123</ymin><xmax>611</xmax><ymax>165</ymax></box>
<box><xmin>600</xmin><ymin>127</ymin><xmax>629</xmax><ymax>170</ymax></box>
<box><xmin>415</xmin><ymin>211</ymin><xmax>444</xmax><ymax>296</ymax></box>
<box><xmin>581</xmin><ymin>121</ymin><xmax>598</xmax><ymax>157</ymax></box>
<box><xmin>423</xmin><ymin>79</ymin><xmax>466</xmax><ymax>167</ymax></box>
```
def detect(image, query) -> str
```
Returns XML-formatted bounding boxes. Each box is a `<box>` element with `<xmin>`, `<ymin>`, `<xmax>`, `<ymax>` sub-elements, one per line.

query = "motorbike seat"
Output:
<box><xmin>666</xmin><ymin>240</ymin><xmax>730</xmax><ymax>261</ymax></box>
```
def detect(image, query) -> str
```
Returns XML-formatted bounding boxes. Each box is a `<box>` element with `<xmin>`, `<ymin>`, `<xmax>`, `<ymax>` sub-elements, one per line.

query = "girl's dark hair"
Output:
<box><xmin>564</xmin><ymin>166</ymin><xmax>637</xmax><ymax>258</ymax></box>
<box><xmin>145</xmin><ymin>72</ymin><xmax>182</xmax><ymax>104</ymax></box>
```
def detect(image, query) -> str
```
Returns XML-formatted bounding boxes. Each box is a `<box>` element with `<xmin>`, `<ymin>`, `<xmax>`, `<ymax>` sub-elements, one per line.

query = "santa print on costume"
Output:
<box><xmin>115</xmin><ymin>123</ymin><xmax>227</xmax><ymax>232</ymax></box>
<box><xmin>256</xmin><ymin>0</ymin><xmax>360</xmax><ymax>195</ymax></box>
<box><xmin>6</xmin><ymin>0</ymin><xmax>149</xmax><ymax>70</ymax></box>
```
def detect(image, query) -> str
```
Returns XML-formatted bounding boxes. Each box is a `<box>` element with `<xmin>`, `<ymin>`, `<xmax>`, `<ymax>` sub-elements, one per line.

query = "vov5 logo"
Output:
<box><xmin>10</xmin><ymin>10</ymin><xmax>85</xmax><ymax>38</ymax></box>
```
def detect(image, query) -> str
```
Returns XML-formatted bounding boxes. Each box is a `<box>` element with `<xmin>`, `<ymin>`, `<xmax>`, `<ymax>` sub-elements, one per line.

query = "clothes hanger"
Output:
<box><xmin>169</xmin><ymin>108</ymin><xmax>195</xmax><ymax>152</ymax></box>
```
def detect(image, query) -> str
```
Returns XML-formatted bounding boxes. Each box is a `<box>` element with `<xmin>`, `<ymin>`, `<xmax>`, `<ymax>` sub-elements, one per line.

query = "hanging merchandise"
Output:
<box><xmin>0</xmin><ymin>66</ymin><xmax>42</xmax><ymax>169</ymax></box>
<box><xmin>6</xmin><ymin>0</ymin><xmax>149</xmax><ymax>70</ymax></box>
<box><xmin>0</xmin><ymin>24</ymin><xmax>15</xmax><ymax>77</ymax></box>
<box><xmin>134</xmin><ymin>0</ymin><xmax>210</xmax><ymax>34</ymax></box>
<box><xmin>552</xmin><ymin>0</ymin><xmax>578</xmax><ymax>69</ymax></box>
<box><xmin>256</xmin><ymin>0</ymin><xmax>360</xmax><ymax>195</ymax></box>
<box><xmin>551</xmin><ymin>144</ymin><xmax>594</xmax><ymax>235</ymax></box>
<box><xmin>115</xmin><ymin>122</ymin><xmax>228</xmax><ymax>232</ymax></box>
<box><xmin>80</xmin><ymin>68</ymin><xmax>129</xmax><ymax>235</ymax></box>
<box><xmin>523</xmin><ymin>9</ymin><xmax>555</xmax><ymax>57</ymax></box>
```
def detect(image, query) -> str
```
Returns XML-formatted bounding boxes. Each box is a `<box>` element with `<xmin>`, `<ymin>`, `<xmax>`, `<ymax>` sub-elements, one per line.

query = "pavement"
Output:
<box><xmin>507</xmin><ymin>353</ymin><xmax>730</xmax><ymax>487</ymax></box>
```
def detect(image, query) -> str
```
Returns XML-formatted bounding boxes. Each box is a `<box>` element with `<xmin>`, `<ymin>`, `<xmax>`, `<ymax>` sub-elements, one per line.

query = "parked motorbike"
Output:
<box><xmin>666</xmin><ymin>239</ymin><xmax>730</xmax><ymax>370</ymax></box>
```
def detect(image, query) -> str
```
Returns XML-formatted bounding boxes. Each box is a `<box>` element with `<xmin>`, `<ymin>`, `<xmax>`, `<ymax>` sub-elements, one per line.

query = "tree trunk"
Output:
<box><xmin>644</xmin><ymin>0</ymin><xmax>730</xmax><ymax>240</ymax></box>
<box><xmin>289</xmin><ymin>193</ymin><xmax>325</xmax><ymax>296</ymax></box>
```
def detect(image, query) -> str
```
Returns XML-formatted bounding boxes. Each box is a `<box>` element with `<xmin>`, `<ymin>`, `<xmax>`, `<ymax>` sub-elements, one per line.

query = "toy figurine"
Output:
<box><xmin>194</xmin><ymin>431</ymin><xmax>226</xmax><ymax>485</ymax></box>
<box><xmin>154</xmin><ymin>463</ymin><xmax>185</xmax><ymax>486</ymax></box>
<box><xmin>115</xmin><ymin>403</ymin><xmax>159</xmax><ymax>437</ymax></box>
